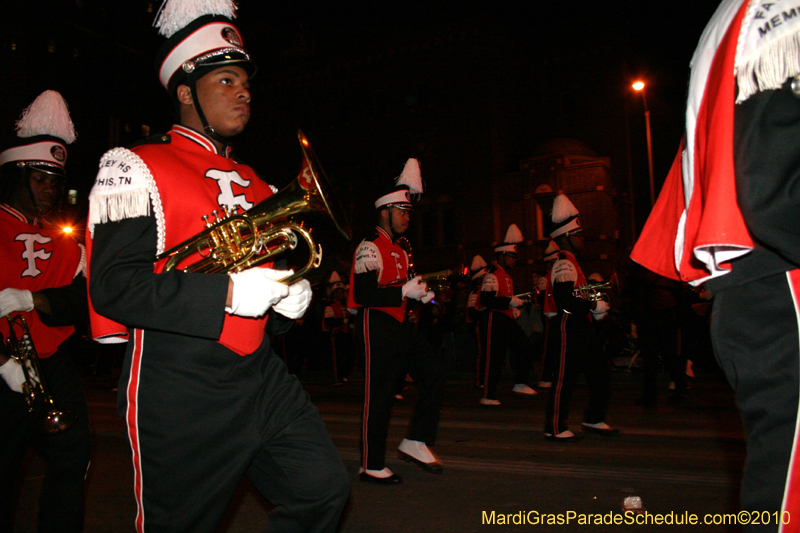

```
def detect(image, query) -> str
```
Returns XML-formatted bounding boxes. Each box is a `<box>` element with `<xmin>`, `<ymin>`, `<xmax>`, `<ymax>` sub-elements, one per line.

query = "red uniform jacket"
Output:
<box><xmin>1</xmin><ymin>204</ymin><xmax>84</xmax><ymax>358</ymax></box>
<box><xmin>86</xmin><ymin>125</ymin><xmax>276</xmax><ymax>355</ymax></box>
<box><xmin>347</xmin><ymin>226</ymin><xmax>409</xmax><ymax>322</ymax></box>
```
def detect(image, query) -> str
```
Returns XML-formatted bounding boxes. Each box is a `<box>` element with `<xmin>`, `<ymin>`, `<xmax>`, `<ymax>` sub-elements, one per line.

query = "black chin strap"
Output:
<box><xmin>386</xmin><ymin>206</ymin><xmax>401</xmax><ymax>239</ymax></box>
<box><xmin>19</xmin><ymin>165</ymin><xmax>45</xmax><ymax>226</ymax></box>
<box><xmin>187</xmin><ymin>70</ymin><xmax>232</xmax><ymax>153</ymax></box>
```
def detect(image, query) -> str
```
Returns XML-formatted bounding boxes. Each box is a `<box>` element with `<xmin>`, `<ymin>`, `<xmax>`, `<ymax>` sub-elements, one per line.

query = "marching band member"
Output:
<box><xmin>467</xmin><ymin>255</ymin><xmax>488</xmax><ymax>388</ymax></box>
<box><xmin>347</xmin><ymin>158</ymin><xmax>445</xmax><ymax>483</ymax></box>
<box><xmin>537</xmin><ymin>240</ymin><xmax>560</xmax><ymax>389</ymax></box>
<box><xmin>544</xmin><ymin>194</ymin><xmax>618</xmax><ymax>442</ymax></box>
<box><xmin>631</xmin><ymin>0</ymin><xmax>800</xmax><ymax>524</ymax></box>
<box><xmin>0</xmin><ymin>91</ymin><xmax>90</xmax><ymax>533</ymax></box>
<box><xmin>477</xmin><ymin>224</ymin><xmax>537</xmax><ymax>405</ymax></box>
<box><xmin>85</xmin><ymin>2</ymin><xmax>348</xmax><ymax>530</ymax></box>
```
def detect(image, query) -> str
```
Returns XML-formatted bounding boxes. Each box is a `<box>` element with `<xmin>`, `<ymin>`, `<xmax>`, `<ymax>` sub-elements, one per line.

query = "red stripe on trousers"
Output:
<box><xmin>361</xmin><ymin>310</ymin><xmax>371</xmax><ymax>470</ymax></box>
<box><xmin>551</xmin><ymin>314</ymin><xmax>568</xmax><ymax>434</ymax></box>
<box><xmin>126</xmin><ymin>329</ymin><xmax>145</xmax><ymax>533</ymax></box>
<box><xmin>781</xmin><ymin>269</ymin><xmax>800</xmax><ymax>532</ymax></box>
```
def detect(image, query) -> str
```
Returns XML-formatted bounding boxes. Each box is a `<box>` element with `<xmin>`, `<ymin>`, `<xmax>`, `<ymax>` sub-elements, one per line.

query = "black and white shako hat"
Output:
<box><xmin>0</xmin><ymin>91</ymin><xmax>76</xmax><ymax>178</ymax></box>
<box><xmin>543</xmin><ymin>240</ymin><xmax>560</xmax><ymax>262</ymax></box>
<box><xmin>470</xmin><ymin>255</ymin><xmax>488</xmax><ymax>280</ymax></box>
<box><xmin>327</xmin><ymin>271</ymin><xmax>345</xmax><ymax>291</ymax></box>
<box><xmin>549</xmin><ymin>194</ymin><xmax>582</xmax><ymax>238</ymax></box>
<box><xmin>374</xmin><ymin>158</ymin><xmax>423</xmax><ymax>211</ymax></box>
<box><xmin>154</xmin><ymin>0</ymin><xmax>256</xmax><ymax>93</ymax></box>
<box><xmin>495</xmin><ymin>224</ymin><xmax>523</xmax><ymax>254</ymax></box>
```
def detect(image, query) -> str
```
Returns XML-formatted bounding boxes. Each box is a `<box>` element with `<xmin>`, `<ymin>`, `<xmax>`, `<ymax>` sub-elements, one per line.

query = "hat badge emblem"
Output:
<box><xmin>51</xmin><ymin>145</ymin><xmax>66</xmax><ymax>163</ymax></box>
<box><xmin>221</xmin><ymin>27</ymin><xmax>242</xmax><ymax>47</ymax></box>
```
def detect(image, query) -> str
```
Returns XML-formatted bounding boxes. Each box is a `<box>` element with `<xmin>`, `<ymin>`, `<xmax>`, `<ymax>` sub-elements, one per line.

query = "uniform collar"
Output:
<box><xmin>1</xmin><ymin>203</ymin><xmax>36</xmax><ymax>225</ymax></box>
<box><xmin>376</xmin><ymin>226</ymin><xmax>394</xmax><ymax>243</ymax></box>
<box><xmin>171</xmin><ymin>124</ymin><xmax>233</xmax><ymax>158</ymax></box>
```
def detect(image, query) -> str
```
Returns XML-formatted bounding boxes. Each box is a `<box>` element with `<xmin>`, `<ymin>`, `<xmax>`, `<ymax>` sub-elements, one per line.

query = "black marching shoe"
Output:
<box><xmin>397</xmin><ymin>450</ymin><xmax>444</xmax><ymax>474</ymax></box>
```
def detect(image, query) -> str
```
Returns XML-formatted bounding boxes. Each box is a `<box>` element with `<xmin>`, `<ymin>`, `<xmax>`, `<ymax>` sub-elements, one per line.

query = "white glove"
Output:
<box><xmin>0</xmin><ymin>288</ymin><xmax>34</xmax><ymax>316</ymax></box>
<box><xmin>591</xmin><ymin>300</ymin><xmax>610</xmax><ymax>321</ymax></box>
<box><xmin>0</xmin><ymin>359</ymin><xmax>25</xmax><ymax>393</ymax></box>
<box><xmin>402</xmin><ymin>276</ymin><xmax>429</xmax><ymax>301</ymax></box>
<box><xmin>420</xmin><ymin>291</ymin><xmax>435</xmax><ymax>304</ymax></box>
<box><xmin>272</xmin><ymin>279</ymin><xmax>312</xmax><ymax>319</ymax></box>
<box><xmin>227</xmin><ymin>268</ymin><xmax>290</xmax><ymax>318</ymax></box>
<box><xmin>510</xmin><ymin>297</ymin><xmax>524</xmax><ymax>309</ymax></box>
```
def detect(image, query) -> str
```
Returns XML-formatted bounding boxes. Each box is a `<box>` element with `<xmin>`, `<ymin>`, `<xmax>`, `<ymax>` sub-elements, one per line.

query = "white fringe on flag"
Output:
<box><xmin>735</xmin><ymin>0</ymin><xmax>800</xmax><ymax>103</ymax></box>
<box><xmin>736</xmin><ymin>31</ymin><xmax>800</xmax><ymax>102</ymax></box>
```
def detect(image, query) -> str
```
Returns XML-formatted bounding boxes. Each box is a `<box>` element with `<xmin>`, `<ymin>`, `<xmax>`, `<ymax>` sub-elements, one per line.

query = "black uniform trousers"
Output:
<box><xmin>637</xmin><ymin>306</ymin><xmax>685</xmax><ymax>402</ymax></box>
<box><xmin>120</xmin><ymin>330</ymin><xmax>350</xmax><ymax>533</ymax></box>
<box><xmin>544</xmin><ymin>313</ymin><xmax>611</xmax><ymax>435</ymax></box>
<box><xmin>329</xmin><ymin>330</ymin><xmax>355</xmax><ymax>384</ymax></box>
<box><xmin>540</xmin><ymin>316</ymin><xmax>557</xmax><ymax>384</ymax></box>
<box><xmin>356</xmin><ymin>308</ymin><xmax>445</xmax><ymax>471</ymax></box>
<box><xmin>712</xmin><ymin>271</ymin><xmax>800</xmax><ymax>532</ymax></box>
<box><xmin>478</xmin><ymin>311</ymin><xmax>534</xmax><ymax>400</ymax></box>
<box><xmin>0</xmin><ymin>347</ymin><xmax>91</xmax><ymax>533</ymax></box>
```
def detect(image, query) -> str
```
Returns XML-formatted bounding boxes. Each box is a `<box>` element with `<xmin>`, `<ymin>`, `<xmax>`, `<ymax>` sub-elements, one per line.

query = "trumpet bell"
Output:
<box><xmin>5</xmin><ymin>314</ymin><xmax>77</xmax><ymax>434</ymax></box>
<box><xmin>296</xmin><ymin>130</ymin><xmax>351</xmax><ymax>243</ymax></box>
<box><xmin>41</xmin><ymin>408</ymin><xmax>78</xmax><ymax>434</ymax></box>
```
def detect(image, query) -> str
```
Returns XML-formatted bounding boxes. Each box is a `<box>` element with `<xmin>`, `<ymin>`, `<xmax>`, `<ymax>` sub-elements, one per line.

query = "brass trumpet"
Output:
<box><xmin>419</xmin><ymin>269</ymin><xmax>455</xmax><ymax>292</ymax></box>
<box><xmin>156</xmin><ymin>130</ymin><xmax>351</xmax><ymax>283</ymax></box>
<box><xmin>573</xmin><ymin>280</ymin><xmax>614</xmax><ymax>302</ymax></box>
<box><xmin>391</xmin><ymin>236</ymin><xmax>455</xmax><ymax>293</ymax></box>
<box><xmin>514</xmin><ymin>289</ymin><xmax>541</xmax><ymax>304</ymax></box>
<box><xmin>3</xmin><ymin>315</ymin><xmax>77</xmax><ymax>433</ymax></box>
<box><xmin>379</xmin><ymin>270</ymin><xmax>455</xmax><ymax>291</ymax></box>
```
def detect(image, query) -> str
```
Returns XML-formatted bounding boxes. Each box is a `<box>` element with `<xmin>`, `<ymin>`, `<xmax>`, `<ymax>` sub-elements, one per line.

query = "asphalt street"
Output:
<box><xmin>10</xmin><ymin>368</ymin><xmax>746</xmax><ymax>533</ymax></box>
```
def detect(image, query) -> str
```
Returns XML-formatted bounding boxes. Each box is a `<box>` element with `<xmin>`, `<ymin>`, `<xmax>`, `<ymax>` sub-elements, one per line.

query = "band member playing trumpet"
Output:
<box><xmin>544</xmin><ymin>194</ymin><xmax>618</xmax><ymax>442</ymax></box>
<box><xmin>476</xmin><ymin>224</ymin><xmax>538</xmax><ymax>405</ymax></box>
<box><xmin>347</xmin><ymin>159</ymin><xmax>446</xmax><ymax>483</ymax></box>
<box><xmin>85</xmin><ymin>2</ymin><xmax>348</xmax><ymax>531</ymax></box>
<box><xmin>0</xmin><ymin>91</ymin><xmax>91</xmax><ymax>533</ymax></box>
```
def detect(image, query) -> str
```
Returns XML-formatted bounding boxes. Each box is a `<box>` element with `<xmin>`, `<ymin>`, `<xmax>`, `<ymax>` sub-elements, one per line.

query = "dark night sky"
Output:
<box><xmin>1</xmin><ymin>1</ymin><xmax>722</xmax><ymax>229</ymax></box>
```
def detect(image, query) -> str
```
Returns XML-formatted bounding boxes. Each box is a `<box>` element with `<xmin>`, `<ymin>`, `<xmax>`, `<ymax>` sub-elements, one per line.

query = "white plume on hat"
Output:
<box><xmin>503</xmin><ymin>224</ymin><xmax>523</xmax><ymax>244</ymax></box>
<box><xmin>470</xmin><ymin>255</ymin><xmax>488</xmax><ymax>279</ymax></box>
<box><xmin>16</xmin><ymin>91</ymin><xmax>76</xmax><ymax>144</ymax></box>
<box><xmin>551</xmin><ymin>194</ymin><xmax>579</xmax><ymax>224</ymax></box>
<box><xmin>549</xmin><ymin>193</ymin><xmax>583</xmax><ymax>238</ymax></box>
<box><xmin>495</xmin><ymin>224</ymin><xmax>523</xmax><ymax>254</ymax></box>
<box><xmin>155</xmin><ymin>0</ymin><xmax>238</xmax><ymax>38</ymax></box>
<box><xmin>396</xmin><ymin>158</ymin><xmax>423</xmax><ymax>195</ymax></box>
<box><xmin>470</xmin><ymin>255</ymin><xmax>487</xmax><ymax>271</ymax></box>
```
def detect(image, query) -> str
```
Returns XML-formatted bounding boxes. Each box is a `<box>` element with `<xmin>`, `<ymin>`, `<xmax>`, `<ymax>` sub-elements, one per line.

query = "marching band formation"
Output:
<box><xmin>2</xmin><ymin>0</ymin><xmax>800</xmax><ymax>532</ymax></box>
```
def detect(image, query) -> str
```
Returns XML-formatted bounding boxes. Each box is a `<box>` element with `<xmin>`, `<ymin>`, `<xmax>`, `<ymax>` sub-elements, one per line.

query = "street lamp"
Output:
<box><xmin>632</xmin><ymin>81</ymin><xmax>655</xmax><ymax>207</ymax></box>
